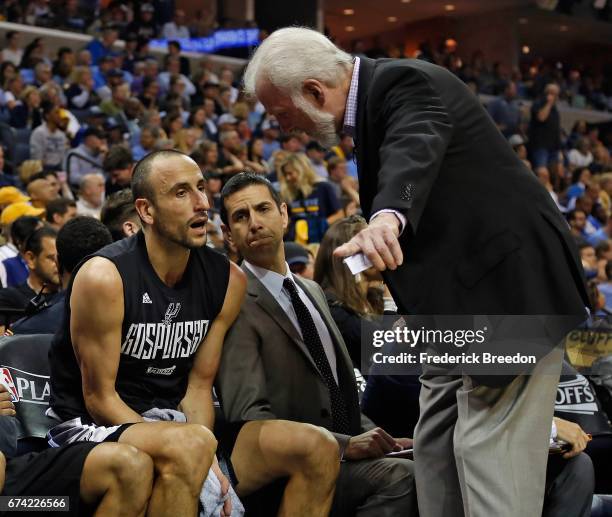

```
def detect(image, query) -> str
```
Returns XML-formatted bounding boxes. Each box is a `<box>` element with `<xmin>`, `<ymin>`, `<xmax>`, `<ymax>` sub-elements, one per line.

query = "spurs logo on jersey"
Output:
<box><xmin>121</xmin><ymin>302</ymin><xmax>209</xmax><ymax>361</ymax></box>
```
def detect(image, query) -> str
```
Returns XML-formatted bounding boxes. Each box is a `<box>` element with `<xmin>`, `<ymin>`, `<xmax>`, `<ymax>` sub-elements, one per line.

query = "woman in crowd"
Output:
<box><xmin>9</xmin><ymin>85</ymin><xmax>42</xmax><ymax>129</ymax></box>
<box><xmin>2</xmin><ymin>75</ymin><xmax>23</xmax><ymax>111</ymax></box>
<box><xmin>314</xmin><ymin>215</ymin><xmax>394</xmax><ymax>368</ymax></box>
<box><xmin>65</xmin><ymin>66</ymin><xmax>98</xmax><ymax>110</ymax></box>
<box><xmin>246</xmin><ymin>136</ymin><xmax>269</xmax><ymax>175</ymax></box>
<box><xmin>278</xmin><ymin>152</ymin><xmax>342</xmax><ymax>244</ymax></box>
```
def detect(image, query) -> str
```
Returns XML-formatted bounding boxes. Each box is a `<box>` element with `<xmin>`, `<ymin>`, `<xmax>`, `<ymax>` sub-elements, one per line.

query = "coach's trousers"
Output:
<box><xmin>413</xmin><ymin>346</ymin><xmax>563</xmax><ymax>517</ymax></box>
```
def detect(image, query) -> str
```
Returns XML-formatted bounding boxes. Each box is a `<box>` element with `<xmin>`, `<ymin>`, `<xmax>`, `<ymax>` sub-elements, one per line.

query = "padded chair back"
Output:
<box><xmin>0</xmin><ymin>334</ymin><xmax>56</xmax><ymax>439</ymax></box>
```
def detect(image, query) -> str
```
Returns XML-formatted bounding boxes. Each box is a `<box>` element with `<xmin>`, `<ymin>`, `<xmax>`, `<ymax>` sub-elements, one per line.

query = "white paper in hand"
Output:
<box><xmin>343</xmin><ymin>253</ymin><xmax>373</xmax><ymax>275</ymax></box>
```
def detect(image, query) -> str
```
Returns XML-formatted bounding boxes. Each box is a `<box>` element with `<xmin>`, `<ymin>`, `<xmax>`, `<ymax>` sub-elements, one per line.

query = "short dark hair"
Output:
<box><xmin>103</xmin><ymin>145</ymin><xmax>133</xmax><ymax>173</ymax></box>
<box><xmin>45</xmin><ymin>198</ymin><xmax>76</xmax><ymax>224</ymax></box>
<box><xmin>41</xmin><ymin>100</ymin><xmax>56</xmax><ymax>119</ymax></box>
<box><xmin>6</xmin><ymin>31</ymin><xmax>18</xmax><ymax>42</ymax></box>
<box><xmin>10</xmin><ymin>216</ymin><xmax>43</xmax><ymax>250</ymax></box>
<box><xmin>567</xmin><ymin>209</ymin><xmax>586</xmax><ymax>222</ymax></box>
<box><xmin>168</xmin><ymin>40</ymin><xmax>181</xmax><ymax>51</ymax></box>
<box><xmin>220</xmin><ymin>172</ymin><xmax>282</xmax><ymax>225</ymax></box>
<box><xmin>100</xmin><ymin>189</ymin><xmax>137</xmax><ymax>241</ymax></box>
<box><xmin>131</xmin><ymin>149</ymin><xmax>188</xmax><ymax>202</ymax></box>
<box><xmin>56</xmin><ymin>217</ymin><xmax>112</xmax><ymax>274</ymax></box>
<box><xmin>23</xmin><ymin>226</ymin><xmax>57</xmax><ymax>257</ymax></box>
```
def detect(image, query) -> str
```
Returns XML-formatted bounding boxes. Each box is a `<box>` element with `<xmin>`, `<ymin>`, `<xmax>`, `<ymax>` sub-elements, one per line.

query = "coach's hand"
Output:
<box><xmin>0</xmin><ymin>385</ymin><xmax>15</xmax><ymax>417</ymax></box>
<box><xmin>344</xmin><ymin>428</ymin><xmax>404</xmax><ymax>460</ymax></box>
<box><xmin>333</xmin><ymin>213</ymin><xmax>403</xmax><ymax>271</ymax></box>
<box><xmin>554</xmin><ymin>417</ymin><xmax>591</xmax><ymax>459</ymax></box>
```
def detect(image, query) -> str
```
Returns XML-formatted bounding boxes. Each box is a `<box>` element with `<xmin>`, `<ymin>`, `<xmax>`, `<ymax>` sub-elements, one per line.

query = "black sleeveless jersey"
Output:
<box><xmin>49</xmin><ymin>232</ymin><xmax>230</xmax><ymax>421</ymax></box>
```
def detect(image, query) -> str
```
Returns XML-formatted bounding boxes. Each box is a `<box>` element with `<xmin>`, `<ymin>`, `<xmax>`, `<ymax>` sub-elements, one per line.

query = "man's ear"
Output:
<box><xmin>221</xmin><ymin>223</ymin><xmax>233</xmax><ymax>244</ymax></box>
<box><xmin>302</xmin><ymin>79</ymin><xmax>325</xmax><ymax>107</ymax></box>
<box><xmin>134</xmin><ymin>198</ymin><xmax>154</xmax><ymax>226</ymax></box>
<box><xmin>23</xmin><ymin>250</ymin><xmax>36</xmax><ymax>270</ymax></box>
<box><xmin>280</xmin><ymin>202</ymin><xmax>289</xmax><ymax>231</ymax></box>
<box><xmin>122</xmin><ymin>220</ymin><xmax>140</xmax><ymax>237</ymax></box>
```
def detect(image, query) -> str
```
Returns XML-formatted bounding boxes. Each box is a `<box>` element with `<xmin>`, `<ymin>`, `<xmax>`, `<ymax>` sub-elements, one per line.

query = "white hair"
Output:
<box><xmin>243</xmin><ymin>27</ymin><xmax>353</xmax><ymax>98</ymax></box>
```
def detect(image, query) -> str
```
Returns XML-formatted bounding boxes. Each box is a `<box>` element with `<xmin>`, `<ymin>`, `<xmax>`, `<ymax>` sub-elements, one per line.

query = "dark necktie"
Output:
<box><xmin>283</xmin><ymin>278</ymin><xmax>351</xmax><ymax>434</ymax></box>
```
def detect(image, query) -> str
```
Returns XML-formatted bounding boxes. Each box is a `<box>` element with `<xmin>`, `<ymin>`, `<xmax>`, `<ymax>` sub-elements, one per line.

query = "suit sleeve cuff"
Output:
<box><xmin>370</xmin><ymin>209</ymin><xmax>406</xmax><ymax>235</ymax></box>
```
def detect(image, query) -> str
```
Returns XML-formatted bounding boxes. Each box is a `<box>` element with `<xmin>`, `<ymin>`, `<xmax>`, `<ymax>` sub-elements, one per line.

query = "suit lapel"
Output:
<box><xmin>355</xmin><ymin>57</ymin><xmax>376</xmax><ymax>216</ymax></box>
<box><xmin>244</xmin><ymin>267</ymin><xmax>322</xmax><ymax>376</ymax></box>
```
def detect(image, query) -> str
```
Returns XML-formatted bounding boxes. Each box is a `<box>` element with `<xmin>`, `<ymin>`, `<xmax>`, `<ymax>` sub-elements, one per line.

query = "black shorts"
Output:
<box><xmin>2</xmin><ymin>442</ymin><xmax>99</xmax><ymax>517</ymax></box>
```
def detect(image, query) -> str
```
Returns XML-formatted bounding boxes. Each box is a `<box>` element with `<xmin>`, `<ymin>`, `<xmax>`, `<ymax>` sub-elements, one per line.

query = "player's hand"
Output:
<box><xmin>211</xmin><ymin>457</ymin><xmax>231</xmax><ymax>517</ymax></box>
<box><xmin>344</xmin><ymin>428</ymin><xmax>403</xmax><ymax>460</ymax></box>
<box><xmin>333</xmin><ymin>213</ymin><xmax>403</xmax><ymax>271</ymax></box>
<box><xmin>0</xmin><ymin>385</ymin><xmax>16</xmax><ymax>416</ymax></box>
<box><xmin>554</xmin><ymin>417</ymin><xmax>591</xmax><ymax>459</ymax></box>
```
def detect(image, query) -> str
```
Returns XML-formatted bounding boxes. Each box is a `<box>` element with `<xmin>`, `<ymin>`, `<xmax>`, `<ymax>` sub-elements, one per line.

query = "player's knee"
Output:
<box><xmin>158</xmin><ymin>424</ymin><xmax>217</xmax><ymax>480</ymax></box>
<box><xmin>111</xmin><ymin>444</ymin><xmax>154</xmax><ymax>487</ymax></box>
<box><xmin>293</xmin><ymin>424</ymin><xmax>339</xmax><ymax>477</ymax></box>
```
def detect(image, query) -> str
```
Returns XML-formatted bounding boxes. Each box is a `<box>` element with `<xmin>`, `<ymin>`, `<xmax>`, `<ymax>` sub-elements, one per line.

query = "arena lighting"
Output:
<box><xmin>522</xmin><ymin>45</ymin><xmax>531</xmax><ymax>54</ymax></box>
<box><xmin>345</xmin><ymin>25</ymin><xmax>355</xmax><ymax>31</ymax></box>
<box><xmin>445</xmin><ymin>4</ymin><xmax>456</xmax><ymax>11</ymax></box>
<box><xmin>518</xmin><ymin>17</ymin><xmax>528</xmax><ymax>24</ymax></box>
<box><xmin>343</xmin><ymin>8</ymin><xmax>354</xmax><ymax>15</ymax></box>
<box><xmin>401</xmin><ymin>0</ymin><xmax>411</xmax><ymax>3</ymax></box>
<box><xmin>560</xmin><ymin>24</ymin><xmax>569</xmax><ymax>31</ymax></box>
<box><xmin>387</xmin><ymin>16</ymin><xmax>398</xmax><ymax>22</ymax></box>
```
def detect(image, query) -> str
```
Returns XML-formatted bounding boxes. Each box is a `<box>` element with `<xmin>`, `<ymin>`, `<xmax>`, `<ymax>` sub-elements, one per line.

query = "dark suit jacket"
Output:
<box><xmin>217</xmin><ymin>267</ymin><xmax>374</xmax><ymax>450</ymax></box>
<box><xmin>354</xmin><ymin>57</ymin><xmax>588</xmax><ymax>318</ymax></box>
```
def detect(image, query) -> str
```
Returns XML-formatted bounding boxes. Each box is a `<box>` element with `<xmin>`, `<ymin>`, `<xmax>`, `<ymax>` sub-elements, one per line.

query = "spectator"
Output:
<box><xmin>508</xmin><ymin>134</ymin><xmax>532</xmax><ymax>170</ymax></box>
<box><xmin>284</xmin><ymin>241</ymin><xmax>315</xmax><ymax>280</ymax></box>
<box><xmin>327</xmin><ymin>156</ymin><xmax>360</xmax><ymax>209</ymax></box>
<box><xmin>567</xmin><ymin>209</ymin><xmax>588</xmax><ymax>242</ymax></box>
<box><xmin>578</xmin><ymin>242</ymin><xmax>598</xmax><ymax>279</ymax></box>
<box><xmin>0</xmin><ymin>215</ymin><xmax>43</xmax><ymax>288</ymax></box>
<box><xmin>76</xmin><ymin>173</ymin><xmax>105</xmax><ymax>219</ymax></box>
<box><xmin>166</xmin><ymin>40</ymin><xmax>191</xmax><ymax>76</ymax></box>
<box><xmin>279</xmin><ymin>153</ymin><xmax>342</xmax><ymax>244</ymax></box>
<box><xmin>100</xmin><ymin>82</ymin><xmax>130</xmax><ymax>120</ymax></box>
<box><xmin>246</xmin><ymin>136</ymin><xmax>270</xmax><ymax>175</ymax></box>
<box><xmin>19</xmin><ymin>37</ymin><xmax>46</xmax><ymax>69</ymax></box>
<box><xmin>26</xmin><ymin>177</ymin><xmax>58</xmax><ymax>210</ymax></box>
<box><xmin>103</xmin><ymin>145</ymin><xmax>133</xmax><ymax>196</ymax></box>
<box><xmin>158</xmin><ymin>57</ymin><xmax>196</xmax><ymax>99</ymax></box>
<box><xmin>261</xmin><ymin>118</ymin><xmax>281</xmax><ymax>160</ymax></box>
<box><xmin>65</xmin><ymin>66</ymin><xmax>99</xmax><ymax>110</ymax></box>
<box><xmin>314</xmin><ymin>216</ymin><xmax>385</xmax><ymax>367</ymax></box>
<box><xmin>64</xmin><ymin>127</ymin><xmax>107</xmax><ymax>187</ymax></box>
<box><xmin>217</xmin><ymin>130</ymin><xmax>245</xmax><ymax>176</ymax></box>
<box><xmin>0</xmin><ymin>226</ymin><xmax>59</xmax><ymax>323</ymax></box>
<box><xmin>487</xmin><ymin>80</ymin><xmax>522</xmax><ymax>137</ymax></box>
<box><xmin>0</xmin><ymin>149</ymin><xmax>18</xmax><ymax>188</ymax></box>
<box><xmin>100</xmin><ymin>189</ymin><xmax>140</xmax><ymax>241</ymax></box>
<box><xmin>51</xmin><ymin>47</ymin><xmax>74</xmax><ymax>84</ymax></box>
<box><xmin>528</xmin><ymin>83</ymin><xmax>562</xmax><ymax>168</ymax></box>
<box><xmin>37</xmin><ymin>169</ymin><xmax>73</xmax><ymax>201</ymax></box>
<box><xmin>3</xmin><ymin>75</ymin><xmax>24</xmax><ymax>111</ymax></box>
<box><xmin>45</xmin><ymin>198</ymin><xmax>77</xmax><ymax>231</ymax></box>
<box><xmin>568</xmin><ymin>138</ymin><xmax>594</xmax><ymax>171</ymax></box>
<box><xmin>132</xmin><ymin>126</ymin><xmax>159</xmax><ymax>160</ymax></box>
<box><xmin>85</xmin><ymin>24</ymin><xmax>119</xmax><ymax>65</ymax></box>
<box><xmin>126</xmin><ymin>4</ymin><xmax>158</xmax><ymax>40</ymax></box>
<box><xmin>328</xmin><ymin>133</ymin><xmax>358</xmax><ymax>178</ymax></box>
<box><xmin>162</xmin><ymin>9</ymin><xmax>191</xmax><ymax>40</ymax></box>
<box><xmin>32</xmin><ymin>61</ymin><xmax>53</xmax><ymax>88</ymax></box>
<box><xmin>9</xmin><ymin>85</ymin><xmax>42</xmax><ymax>129</ymax></box>
<box><xmin>17</xmin><ymin>160</ymin><xmax>43</xmax><ymax>188</ymax></box>
<box><xmin>305</xmin><ymin>140</ymin><xmax>328</xmax><ymax>178</ymax></box>
<box><xmin>29</xmin><ymin>101</ymin><xmax>69</xmax><ymax>171</ymax></box>
<box><xmin>0</xmin><ymin>31</ymin><xmax>23</xmax><ymax>67</ymax></box>
<box><xmin>11</xmin><ymin>216</ymin><xmax>112</xmax><ymax>335</ymax></box>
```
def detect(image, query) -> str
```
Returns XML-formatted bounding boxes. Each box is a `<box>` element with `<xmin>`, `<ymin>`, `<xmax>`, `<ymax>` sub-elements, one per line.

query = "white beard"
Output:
<box><xmin>292</xmin><ymin>95</ymin><xmax>339</xmax><ymax>149</ymax></box>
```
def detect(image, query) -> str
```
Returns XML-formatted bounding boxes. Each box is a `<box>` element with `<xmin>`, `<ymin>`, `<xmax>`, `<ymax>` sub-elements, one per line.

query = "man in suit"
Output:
<box><xmin>217</xmin><ymin>172</ymin><xmax>417</xmax><ymax>517</ymax></box>
<box><xmin>243</xmin><ymin>27</ymin><xmax>589</xmax><ymax>516</ymax></box>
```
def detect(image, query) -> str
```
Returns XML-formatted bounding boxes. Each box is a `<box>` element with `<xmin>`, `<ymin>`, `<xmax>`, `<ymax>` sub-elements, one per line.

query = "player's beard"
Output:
<box><xmin>292</xmin><ymin>94</ymin><xmax>339</xmax><ymax>149</ymax></box>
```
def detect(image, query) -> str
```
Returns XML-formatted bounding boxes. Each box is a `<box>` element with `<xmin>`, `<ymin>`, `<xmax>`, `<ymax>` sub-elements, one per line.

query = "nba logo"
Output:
<box><xmin>0</xmin><ymin>368</ymin><xmax>19</xmax><ymax>402</ymax></box>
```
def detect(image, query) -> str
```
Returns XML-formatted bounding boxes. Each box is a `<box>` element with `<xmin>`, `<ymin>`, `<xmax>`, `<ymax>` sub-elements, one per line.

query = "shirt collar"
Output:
<box><xmin>244</xmin><ymin>260</ymin><xmax>294</xmax><ymax>298</ymax></box>
<box><xmin>342</xmin><ymin>56</ymin><xmax>360</xmax><ymax>137</ymax></box>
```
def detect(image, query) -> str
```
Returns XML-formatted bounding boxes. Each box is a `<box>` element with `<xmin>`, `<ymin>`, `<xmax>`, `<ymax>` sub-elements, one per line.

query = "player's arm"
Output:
<box><xmin>179</xmin><ymin>262</ymin><xmax>246</xmax><ymax>429</ymax></box>
<box><xmin>0</xmin><ymin>450</ymin><xmax>5</xmax><ymax>494</ymax></box>
<box><xmin>71</xmin><ymin>257</ymin><xmax>144</xmax><ymax>426</ymax></box>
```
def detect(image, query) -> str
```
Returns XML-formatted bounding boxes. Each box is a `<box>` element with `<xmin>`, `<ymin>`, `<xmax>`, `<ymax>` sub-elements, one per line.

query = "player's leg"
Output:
<box><xmin>230</xmin><ymin>420</ymin><xmax>339</xmax><ymax>516</ymax></box>
<box><xmin>79</xmin><ymin>442</ymin><xmax>154</xmax><ymax>517</ymax></box>
<box><xmin>117</xmin><ymin>422</ymin><xmax>216</xmax><ymax>516</ymax></box>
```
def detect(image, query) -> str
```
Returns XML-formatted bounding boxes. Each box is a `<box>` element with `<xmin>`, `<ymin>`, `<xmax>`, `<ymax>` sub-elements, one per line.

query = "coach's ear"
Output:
<box><xmin>134</xmin><ymin>197</ymin><xmax>154</xmax><ymax>226</ymax></box>
<box><xmin>221</xmin><ymin>223</ymin><xmax>233</xmax><ymax>244</ymax></box>
<box><xmin>302</xmin><ymin>79</ymin><xmax>326</xmax><ymax>108</ymax></box>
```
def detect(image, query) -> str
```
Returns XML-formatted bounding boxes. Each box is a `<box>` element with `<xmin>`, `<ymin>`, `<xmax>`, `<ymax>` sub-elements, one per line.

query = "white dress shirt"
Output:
<box><xmin>244</xmin><ymin>260</ymin><xmax>339</xmax><ymax>383</ymax></box>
